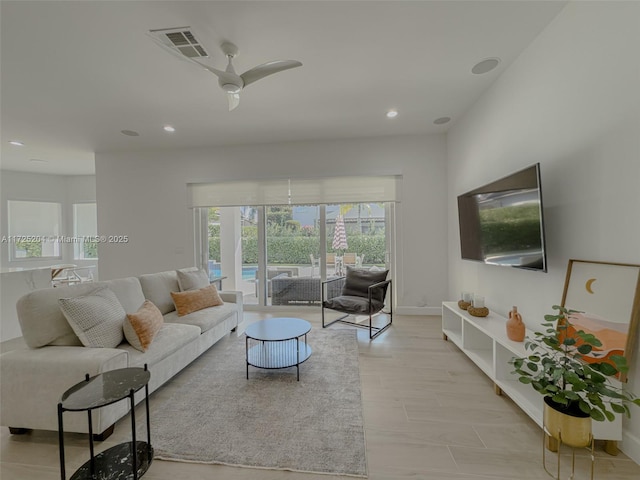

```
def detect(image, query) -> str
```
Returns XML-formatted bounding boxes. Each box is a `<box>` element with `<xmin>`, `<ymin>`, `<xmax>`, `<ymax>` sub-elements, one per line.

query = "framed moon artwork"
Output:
<box><xmin>561</xmin><ymin>259</ymin><xmax>640</xmax><ymax>382</ymax></box>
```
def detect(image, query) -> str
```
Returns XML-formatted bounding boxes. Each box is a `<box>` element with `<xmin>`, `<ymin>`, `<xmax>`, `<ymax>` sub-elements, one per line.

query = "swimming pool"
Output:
<box><xmin>208</xmin><ymin>263</ymin><xmax>257</xmax><ymax>281</ymax></box>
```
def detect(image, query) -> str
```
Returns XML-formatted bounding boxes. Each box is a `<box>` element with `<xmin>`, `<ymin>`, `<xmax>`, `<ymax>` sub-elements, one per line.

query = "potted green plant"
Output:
<box><xmin>510</xmin><ymin>305</ymin><xmax>640</xmax><ymax>447</ymax></box>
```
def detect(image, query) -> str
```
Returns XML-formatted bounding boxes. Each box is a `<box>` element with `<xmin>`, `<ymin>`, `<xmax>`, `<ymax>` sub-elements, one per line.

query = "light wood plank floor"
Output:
<box><xmin>2</xmin><ymin>312</ymin><xmax>640</xmax><ymax>479</ymax></box>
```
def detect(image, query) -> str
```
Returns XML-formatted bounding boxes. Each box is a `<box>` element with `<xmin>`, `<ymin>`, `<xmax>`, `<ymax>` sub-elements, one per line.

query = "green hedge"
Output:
<box><xmin>209</xmin><ymin>234</ymin><xmax>386</xmax><ymax>265</ymax></box>
<box><xmin>479</xmin><ymin>204</ymin><xmax>541</xmax><ymax>255</ymax></box>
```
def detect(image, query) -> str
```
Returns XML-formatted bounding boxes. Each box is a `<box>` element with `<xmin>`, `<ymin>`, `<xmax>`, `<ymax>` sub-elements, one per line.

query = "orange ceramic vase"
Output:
<box><xmin>506</xmin><ymin>306</ymin><xmax>525</xmax><ymax>342</ymax></box>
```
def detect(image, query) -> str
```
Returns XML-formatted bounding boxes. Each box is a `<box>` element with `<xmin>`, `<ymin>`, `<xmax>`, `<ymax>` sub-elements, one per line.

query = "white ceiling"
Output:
<box><xmin>0</xmin><ymin>1</ymin><xmax>566</xmax><ymax>175</ymax></box>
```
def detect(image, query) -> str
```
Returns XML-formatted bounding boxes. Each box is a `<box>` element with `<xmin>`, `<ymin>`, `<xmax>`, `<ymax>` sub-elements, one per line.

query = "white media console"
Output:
<box><xmin>441</xmin><ymin>301</ymin><xmax>621</xmax><ymax>448</ymax></box>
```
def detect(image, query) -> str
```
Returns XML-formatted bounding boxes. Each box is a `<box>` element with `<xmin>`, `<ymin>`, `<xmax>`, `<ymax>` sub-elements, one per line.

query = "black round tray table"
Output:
<box><xmin>57</xmin><ymin>366</ymin><xmax>152</xmax><ymax>480</ymax></box>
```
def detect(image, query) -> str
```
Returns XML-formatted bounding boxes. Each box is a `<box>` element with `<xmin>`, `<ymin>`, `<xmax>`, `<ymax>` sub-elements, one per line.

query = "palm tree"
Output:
<box><xmin>338</xmin><ymin>203</ymin><xmax>379</xmax><ymax>233</ymax></box>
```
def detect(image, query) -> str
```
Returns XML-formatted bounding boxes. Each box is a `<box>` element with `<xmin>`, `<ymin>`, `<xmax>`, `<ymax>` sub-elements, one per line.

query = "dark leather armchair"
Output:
<box><xmin>321</xmin><ymin>266</ymin><xmax>392</xmax><ymax>339</ymax></box>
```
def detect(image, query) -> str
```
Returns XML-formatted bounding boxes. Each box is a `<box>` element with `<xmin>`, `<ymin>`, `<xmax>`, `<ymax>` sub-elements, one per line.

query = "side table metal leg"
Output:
<box><xmin>87</xmin><ymin>410</ymin><xmax>95</xmax><ymax>477</ymax></box>
<box><xmin>130</xmin><ymin>389</ymin><xmax>138</xmax><ymax>480</ymax></box>
<box><xmin>246</xmin><ymin>336</ymin><xmax>249</xmax><ymax>379</ymax></box>
<box><xmin>144</xmin><ymin>365</ymin><xmax>152</xmax><ymax>458</ymax></box>
<box><xmin>296</xmin><ymin>337</ymin><xmax>300</xmax><ymax>381</ymax></box>
<box><xmin>58</xmin><ymin>403</ymin><xmax>65</xmax><ymax>480</ymax></box>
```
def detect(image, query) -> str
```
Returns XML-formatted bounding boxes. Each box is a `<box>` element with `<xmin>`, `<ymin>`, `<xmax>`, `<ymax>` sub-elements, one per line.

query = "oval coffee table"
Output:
<box><xmin>245</xmin><ymin>317</ymin><xmax>312</xmax><ymax>381</ymax></box>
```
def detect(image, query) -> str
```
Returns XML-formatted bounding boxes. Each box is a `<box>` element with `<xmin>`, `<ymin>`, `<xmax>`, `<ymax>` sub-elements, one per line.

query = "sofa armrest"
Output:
<box><xmin>219</xmin><ymin>290</ymin><xmax>245</xmax><ymax>335</ymax></box>
<box><xmin>1</xmin><ymin>346</ymin><xmax>128</xmax><ymax>432</ymax></box>
<box><xmin>219</xmin><ymin>290</ymin><xmax>241</xmax><ymax>304</ymax></box>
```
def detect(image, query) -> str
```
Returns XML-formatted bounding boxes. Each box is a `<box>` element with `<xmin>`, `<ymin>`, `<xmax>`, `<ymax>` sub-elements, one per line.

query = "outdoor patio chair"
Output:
<box><xmin>321</xmin><ymin>266</ymin><xmax>392</xmax><ymax>339</ymax></box>
<box><xmin>309</xmin><ymin>254</ymin><xmax>320</xmax><ymax>276</ymax></box>
<box><xmin>343</xmin><ymin>253</ymin><xmax>357</xmax><ymax>267</ymax></box>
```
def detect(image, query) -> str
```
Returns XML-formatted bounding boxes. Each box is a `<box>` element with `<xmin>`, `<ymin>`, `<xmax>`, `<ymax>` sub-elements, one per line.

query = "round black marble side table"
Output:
<box><xmin>58</xmin><ymin>366</ymin><xmax>153</xmax><ymax>480</ymax></box>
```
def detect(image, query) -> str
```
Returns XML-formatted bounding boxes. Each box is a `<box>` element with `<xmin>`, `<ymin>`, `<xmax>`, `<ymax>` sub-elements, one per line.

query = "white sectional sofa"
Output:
<box><xmin>0</xmin><ymin>268</ymin><xmax>244</xmax><ymax>439</ymax></box>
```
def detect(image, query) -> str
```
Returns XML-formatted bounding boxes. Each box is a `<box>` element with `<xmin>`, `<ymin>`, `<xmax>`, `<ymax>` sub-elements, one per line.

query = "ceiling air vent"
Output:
<box><xmin>148</xmin><ymin>26</ymin><xmax>209</xmax><ymax>59</ymax></box>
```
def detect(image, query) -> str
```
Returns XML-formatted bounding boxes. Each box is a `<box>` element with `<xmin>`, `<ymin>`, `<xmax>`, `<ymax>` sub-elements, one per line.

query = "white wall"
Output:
<box><xmin>447</xmin><ymin>2</ymin><xmax>640</xmax><ymax>460</ymax></box>
<box><xmin>95</xmin><ymin>134</ymin><xmax>448</xmax><ymax>312</ymax></box>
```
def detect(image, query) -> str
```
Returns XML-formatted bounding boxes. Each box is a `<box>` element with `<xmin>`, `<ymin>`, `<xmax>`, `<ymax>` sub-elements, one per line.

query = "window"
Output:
<box><xmin>8</xmin><ymin>200</ymin><xmax>62</xmax><ymax>260</ymax></box>
<box><xmin>207</xmin><ymin>207</ymin><xmax>221</xmax><ymax>277</ymax></box>
<box><xmin>73</xmin><ymin>203</ymin><xmax>98</xmax><ymax>259</ymax></box>
<box><xmin>192</xmin><ymin>175</ymin><xmax>398</xmax><ymax>307</ymax></box>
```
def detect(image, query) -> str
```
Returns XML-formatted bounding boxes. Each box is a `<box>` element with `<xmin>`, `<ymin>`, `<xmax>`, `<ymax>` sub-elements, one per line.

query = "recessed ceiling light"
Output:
<box><xmin>9</xmin><ymin>140</ymin><xmax>24</xmax><ymax>146</ymax></box>
<box><xmin>434</xmin><ymin>117</ymin><xmax>451</xmax><ymax>125</ymax></box>
<box><xmin>163</xmin><ymin>125</ymin><xmax>176</xmax><ymax>132</ymax></box>
<box><xmin>121</xmin><ymin>130</ymin><xmax>140</xmax><ymax>137</ymax></box>
<box><xmin>472</xmin><ymin>57</ymin><xmax>501</xmax><ymax>75</ymax></box>
<box><xmin>386</xmin><ymin>110</ymin><xmax>398</xmax><ymax>118</ymax></box>
<box><xmin>29</xmin><ymin>158</ymin><xmax>48</xmax><ymax>163</ymax></box>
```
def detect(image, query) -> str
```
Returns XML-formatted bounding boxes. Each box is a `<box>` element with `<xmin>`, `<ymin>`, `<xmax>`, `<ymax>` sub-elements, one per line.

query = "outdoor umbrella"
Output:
<box><xmin>332</xmin><ymin>214</ymin><xmax>348</xmax><ymax>252</ymax></box>
<box><xmin>332</xmin><ymin>215</ymin><xmax>348</xmax><ymax>275</ymax></box>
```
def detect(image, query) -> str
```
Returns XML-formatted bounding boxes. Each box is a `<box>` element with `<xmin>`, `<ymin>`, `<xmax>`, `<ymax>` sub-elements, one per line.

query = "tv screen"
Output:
<box><xmin>457</xmin><ymin>163</ymin><xmax>547</xmax><ymax>272</ymax></box>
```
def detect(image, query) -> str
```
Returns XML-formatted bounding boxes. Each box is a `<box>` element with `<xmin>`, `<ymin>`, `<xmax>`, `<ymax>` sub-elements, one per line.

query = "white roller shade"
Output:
<box><xmin>188</xmin><ymin>175</ymin><xmax>401</xmax><ymax>207</ymax></box>
<box><xmin>8</xmin><ymin>201</ymin><xmax>61</xmax><ymax>236</ymax></box>
<box><xmin>73</xmin><ymin>203</ymin><xmax>97</xmax><ymax>237</ymax></box>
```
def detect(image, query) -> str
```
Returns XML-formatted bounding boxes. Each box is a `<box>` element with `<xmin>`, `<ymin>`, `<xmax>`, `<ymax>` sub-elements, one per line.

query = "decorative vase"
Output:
<box><xmin>506</xmin><ymin>306</ymin><xmax>525</xmax><ymax>342</ymax></box>
<box><xmin>543</xmin><ymin>396</ymin><xmax>592</xmax><ymax>448</ymax></box>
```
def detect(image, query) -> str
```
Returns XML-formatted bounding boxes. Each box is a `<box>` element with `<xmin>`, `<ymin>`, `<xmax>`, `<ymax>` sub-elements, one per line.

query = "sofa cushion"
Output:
<box><xmin>58</xmin><ymin>287</ymin><xmax>125</xmax><ymax>348</ymax></box>
<box><xmin>163</xmin><ymin>302</ymin><xmax>238</xmax><ymax>333</ymax></box>
<box><xmin>16</xmin><ymin>277</ymin><xmax>146</xmax><ymax>348</ymax></box>
<box><xmin>102</xmin><ymin>277</ymin><xmax>147</xmax><ymax>314</ymax></box>
<box><xmin>177</xmin><ymin>269</ymin><xmax>210</xmax><ymax>291</ymax></box>
<box><xmin>124</xmin><ymin>300</ymin><xmax>164</xmax><ymax>352</ymax></box>
<box><xmin>119</xmin><ymin>323</ymin><xmax>201</xmax><ymax>368</ymax></box>
<box><xmin>138</xmin><ymin>270</ymin><xmax>181</xmax><ymax>314</ymax></box>
<box><xmin>324</xmin><ymin>295</ymin><xmax>385</xmax><ymax>315</ymax></box>
<box><xmin>170</xmin><ymin>284</ymin><xmax>224</xmax><ymax>317</ymax></box>
<box><xmin>342</xmin><ymin>267</ymin><xmax>389</xmax><ymax>301</ymax></box>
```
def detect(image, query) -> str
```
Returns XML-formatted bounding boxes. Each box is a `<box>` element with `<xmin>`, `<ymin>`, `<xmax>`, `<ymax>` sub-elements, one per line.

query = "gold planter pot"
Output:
<box><xmin>543</xmin><ymin>397</ymin><xmax>592</xmax><ymax>448</ymax></box>
<box><xmin>542</xmin><ymin>397</ymin><xmax>595</xmax><ymax>480</ymax></box>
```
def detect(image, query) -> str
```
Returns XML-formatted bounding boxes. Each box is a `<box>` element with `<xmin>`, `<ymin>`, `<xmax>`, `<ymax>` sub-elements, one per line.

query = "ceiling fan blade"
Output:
<box><xmin>227</xmin><ymin>92</ymin><xmax>240</xmax><ymax>111</ymax></box>
<box><xmin>193</xmin><ymin>60</ymin><xmax>226</xmax><ymax>78</ymax></box>
<box><xmin>240</xmin><ymin>60</ymin><xmax>302</xmax><ymax>87</ymax></box>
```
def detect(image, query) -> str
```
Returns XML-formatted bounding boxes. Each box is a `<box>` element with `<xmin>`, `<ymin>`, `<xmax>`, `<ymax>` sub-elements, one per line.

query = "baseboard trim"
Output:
<box><xmin>622</xmin><ymin>430</ymin><xmax>640</xmax><ymax>465</ymax></box>
<box><xmin>395</xmin><ymin>306</ymin><xmax>441</xmax><ymax>316</ymax></box>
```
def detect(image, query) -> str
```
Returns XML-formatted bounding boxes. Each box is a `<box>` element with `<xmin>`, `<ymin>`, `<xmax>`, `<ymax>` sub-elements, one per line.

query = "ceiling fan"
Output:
<box><xmin>149</xmin><ymin>27</ymin><xmax>302</xmax><ymax>111</ymax></box>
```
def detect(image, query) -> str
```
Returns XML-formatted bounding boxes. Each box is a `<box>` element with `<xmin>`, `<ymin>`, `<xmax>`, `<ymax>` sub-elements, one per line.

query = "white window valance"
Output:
<box><xmin>187</xmin><ymin>175</ymin><xmax>402</xmax><ymax>208</ymax></box>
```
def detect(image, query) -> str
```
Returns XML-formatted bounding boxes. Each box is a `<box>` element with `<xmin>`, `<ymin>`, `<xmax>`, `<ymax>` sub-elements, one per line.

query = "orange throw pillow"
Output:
<box><xmin>123</xmin><ymin>300</ymin><xmax>164</xmax><ymax>352</ymax></box>
<box><xmin>171</xmin><ymin>284</ymin><xmax>224</xmax><ymax>317</ymax></box>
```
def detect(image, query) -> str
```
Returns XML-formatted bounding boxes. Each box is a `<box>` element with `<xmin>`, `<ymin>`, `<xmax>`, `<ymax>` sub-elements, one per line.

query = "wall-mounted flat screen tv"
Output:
<box><xmin>457</xmin><ymin>163</ymin><xmax>547</xmax><ymax>272</ymax></box>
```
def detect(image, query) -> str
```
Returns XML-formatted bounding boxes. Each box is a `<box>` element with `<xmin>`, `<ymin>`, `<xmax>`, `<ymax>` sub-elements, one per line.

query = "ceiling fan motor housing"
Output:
<box><xmin>221</xmin><ymin>82</ymin><xmax>242</xmax><ymax>94</ymax></box>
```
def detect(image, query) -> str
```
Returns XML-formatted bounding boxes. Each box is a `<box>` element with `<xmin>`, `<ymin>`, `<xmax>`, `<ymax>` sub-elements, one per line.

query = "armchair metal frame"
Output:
<box><xmin>321</xmin><ymin>276</ymin><xmax>392</xmax><ymax>340</ymax></box>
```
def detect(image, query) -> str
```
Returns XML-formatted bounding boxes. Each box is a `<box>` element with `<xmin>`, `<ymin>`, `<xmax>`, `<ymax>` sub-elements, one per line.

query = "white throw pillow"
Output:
<box><xmin>58</xmin><ymin>286</ymin><xmax>125</xmax><ymax>348</ymax></box>
<box><xmin>177</xmin><ymin>269</ymin><xmax>210</xmax><ymax>291</ymax></box>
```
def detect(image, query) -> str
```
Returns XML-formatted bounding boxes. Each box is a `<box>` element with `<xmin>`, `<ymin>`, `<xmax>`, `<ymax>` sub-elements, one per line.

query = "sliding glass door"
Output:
<box><xmin>202</xmin><ymin>202</ymin><xmax>392</xmax><ymax>308</ymax></box>
<box><xmin>264</xmin><ymin>205</ymin><xmax>320</xmax><ymax>306</ymax></box>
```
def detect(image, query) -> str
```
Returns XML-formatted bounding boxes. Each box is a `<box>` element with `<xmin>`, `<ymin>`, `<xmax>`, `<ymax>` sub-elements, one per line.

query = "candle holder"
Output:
<box><xmin>473</xmin><ymin>295</ymin><xmax>485</xmax><ymax>309</ymax></box>
<box><xmin>468</xmin><ymin>306</ymin><xmax>489</xmax><ymax>317</ymax></box>
<box><xmin>458</xmin><ymin>291</ymin><xmax>473</xmax><ymax>310</ymax></box>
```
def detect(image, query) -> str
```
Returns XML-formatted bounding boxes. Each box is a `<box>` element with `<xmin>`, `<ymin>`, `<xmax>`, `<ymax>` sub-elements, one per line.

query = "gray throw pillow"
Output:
<box><xmin>177</xmin><ymin>269</ymin><xmax>210</xmax><ymax>291</ymax></box>
<box><xmin>341</xmin><ymin>267</ymin><xmax>389</xmax><ymax>301</ymax></box>
<box><xmin>58</xmin><ymin>286</ymin><xmax>125</xmax><ymax>348</ymax></box>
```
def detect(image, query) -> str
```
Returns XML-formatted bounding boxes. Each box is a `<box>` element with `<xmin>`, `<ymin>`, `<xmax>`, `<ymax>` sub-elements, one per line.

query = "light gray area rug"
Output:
<box><xmin>150</xmin><ymin>328</ymin><xmax>367</xmax><ymax>477</ymax></box>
